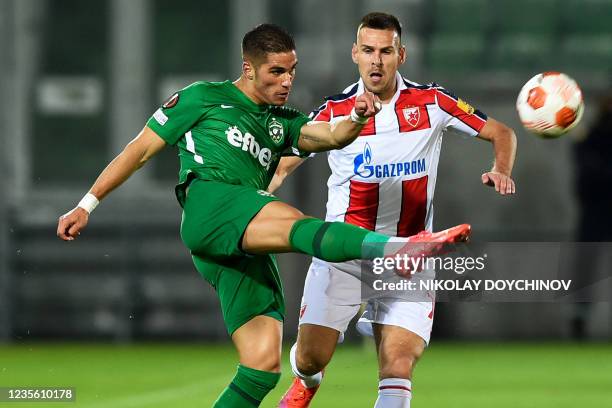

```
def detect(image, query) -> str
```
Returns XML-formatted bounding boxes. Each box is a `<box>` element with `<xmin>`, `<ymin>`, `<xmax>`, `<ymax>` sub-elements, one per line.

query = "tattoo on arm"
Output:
<box><xmin>300</xmin><ymin>133</ymin><xmax>326</xmax><ymax>145</ymax></box>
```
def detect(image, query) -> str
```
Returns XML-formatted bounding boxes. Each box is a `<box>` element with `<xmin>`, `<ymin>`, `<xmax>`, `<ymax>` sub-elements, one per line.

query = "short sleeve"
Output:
<box><xmin>309</xmin><ymin>100</ymin><xmax>332</xmax><ymax>122</ymax></box>
<box><xmin>435</xmin><ymin>87</ymin><xmax>488</xmax><ymax>137</ymax></box>
<box><xmin>146</xmin><ymin>82</ymin><xmax>207</xmax><ymax>145</ymax></box>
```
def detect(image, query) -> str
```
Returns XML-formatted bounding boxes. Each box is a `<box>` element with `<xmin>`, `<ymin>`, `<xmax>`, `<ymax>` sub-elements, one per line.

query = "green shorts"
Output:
<box><xmin>180</xmin><ymin>179</ymin><xmax>284</xmax><ymax>335</ymax></box>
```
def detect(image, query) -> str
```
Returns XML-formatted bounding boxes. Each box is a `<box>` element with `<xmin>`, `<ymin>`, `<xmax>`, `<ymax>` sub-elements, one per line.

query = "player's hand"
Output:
<box><xmin>57</xmin><ymin>207</ymin><xmax>89</xmax><ymax>241</ymax></box>
<box><xmin>481</xmin><ymin>171</ymin><xmax>515</xmax><ymax>195</ymax></box>
<box><xmin>354</xmin><ymin>90</ymin><xmax>382</xmax><ymax>118</ymax></box>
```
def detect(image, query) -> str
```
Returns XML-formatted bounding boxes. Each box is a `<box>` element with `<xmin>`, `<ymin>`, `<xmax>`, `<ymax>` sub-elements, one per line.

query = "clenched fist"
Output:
<box><xmin>354</xmin><ymin>90</ymin><xmax>382</xmax><ymax>119</ymax></box>
<box><xmin>57</xmin><ymin>207</ymin><xmax>89</xmax><ymax>241</ymax></box>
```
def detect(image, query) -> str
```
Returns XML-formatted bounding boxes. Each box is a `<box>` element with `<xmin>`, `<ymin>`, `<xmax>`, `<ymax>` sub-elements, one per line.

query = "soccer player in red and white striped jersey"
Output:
<box><xmin>276</xmin><ymin>12</ymin><xmax>516</xmax><ymax>408</ymax></box>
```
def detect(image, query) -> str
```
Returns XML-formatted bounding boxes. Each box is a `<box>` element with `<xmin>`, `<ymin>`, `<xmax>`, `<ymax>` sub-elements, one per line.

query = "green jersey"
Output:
<box><xmin>146</xmin><ymin>80</ymin><xmax>310</xmax><ymax>206</ymax></box>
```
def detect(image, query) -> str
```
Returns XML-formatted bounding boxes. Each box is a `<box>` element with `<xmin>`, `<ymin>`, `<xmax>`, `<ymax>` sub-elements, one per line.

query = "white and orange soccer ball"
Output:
<box><xmin>516</xmin><ymin>72</ymin><xmax>584</xmax><ymax>138</ymax></box>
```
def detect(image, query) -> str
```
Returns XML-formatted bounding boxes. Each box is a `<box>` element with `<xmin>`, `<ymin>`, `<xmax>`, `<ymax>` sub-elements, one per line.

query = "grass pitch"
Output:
<box><xmin>1</xmin><ymin>342</ymin><xmax>611</xmax><ymax>407</ymax></box>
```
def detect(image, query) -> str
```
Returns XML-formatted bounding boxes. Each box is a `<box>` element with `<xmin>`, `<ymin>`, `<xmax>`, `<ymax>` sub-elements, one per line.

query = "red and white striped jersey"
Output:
<box><xmin>310</xmin><ymin>72</ymin><xmax>487</xmax><ymax>241</ymax></box>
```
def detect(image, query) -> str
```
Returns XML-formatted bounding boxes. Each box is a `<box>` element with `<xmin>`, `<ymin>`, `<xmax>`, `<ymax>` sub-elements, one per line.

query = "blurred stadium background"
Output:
<box><xmin>0</xmin><ymin>0</ymin><xmax>611</xmax><ymax>406</ymax></box>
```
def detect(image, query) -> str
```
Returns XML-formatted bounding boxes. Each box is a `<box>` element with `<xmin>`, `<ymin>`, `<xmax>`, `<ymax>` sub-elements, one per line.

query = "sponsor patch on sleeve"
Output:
<box><xmin>457</xmin><ymin>98</ymin><xmax>475</xmax><ymax>115</ymax></box>
<box><xmin>162</xmin><ymin>93</ymin><xmax>179</xmax><ymax>109</ymax></box>
<box><xmin>153</xmin><ymin>108</ymin><xmax>168</xmax><ymax>126</ymax></box>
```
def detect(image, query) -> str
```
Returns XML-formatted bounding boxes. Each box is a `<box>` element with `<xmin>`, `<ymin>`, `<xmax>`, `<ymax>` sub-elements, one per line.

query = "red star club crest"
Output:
<box><xmin>403</xmin><ymin>106</ymin><xmax>420</xmax><ymax>128</ymax></box>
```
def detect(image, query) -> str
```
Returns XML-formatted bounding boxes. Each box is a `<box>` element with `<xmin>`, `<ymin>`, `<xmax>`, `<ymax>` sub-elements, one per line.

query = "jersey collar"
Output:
<box><xmin>226</xmin><ymin>81</ymin><xmax>269</xmax><ymax>112</ymax></box>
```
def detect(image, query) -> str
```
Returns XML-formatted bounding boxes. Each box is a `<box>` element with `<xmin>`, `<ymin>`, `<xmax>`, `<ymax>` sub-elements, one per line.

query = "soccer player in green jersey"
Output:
<box><xmin>57</xmin><ymin>24</ymin><xmax>469</xmax><ymax>407</ymax></box>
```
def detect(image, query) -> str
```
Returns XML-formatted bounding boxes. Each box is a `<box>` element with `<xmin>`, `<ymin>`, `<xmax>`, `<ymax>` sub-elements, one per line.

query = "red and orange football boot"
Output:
<box><xmin>392</xmin><ymin>224</ymin><xmax>471</xmax><ymax>277</ymax></box>
<box><xmin>278</xmin><ymin>377</ymin><xmax>320</xmax><ymax>408</ymax></box>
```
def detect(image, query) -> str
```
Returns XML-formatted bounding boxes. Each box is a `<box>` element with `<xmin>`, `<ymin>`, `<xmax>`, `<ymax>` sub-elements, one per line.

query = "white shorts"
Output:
<box><xmin>298</xmin><ymin>259</ymin><xmax>435</xmax><ymax>344</ymax></box>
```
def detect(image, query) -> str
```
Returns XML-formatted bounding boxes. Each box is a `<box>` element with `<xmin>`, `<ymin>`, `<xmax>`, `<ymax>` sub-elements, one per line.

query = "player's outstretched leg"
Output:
<box><xmin>242</xmin><ymin>201</ymin><xmax>471</xmax><ymax>264</ymax></box>
<box><xmin>289</xmin><ymin>218</ymin><xmax>471</xmax><ymax>263</ymax></box>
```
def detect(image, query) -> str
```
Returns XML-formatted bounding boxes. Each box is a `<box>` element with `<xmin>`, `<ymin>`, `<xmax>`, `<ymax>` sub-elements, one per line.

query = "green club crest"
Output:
<box><xmin>268</xmin><ymin>118</ymin><xmax>284</xmax><ymax>144</ymax></box>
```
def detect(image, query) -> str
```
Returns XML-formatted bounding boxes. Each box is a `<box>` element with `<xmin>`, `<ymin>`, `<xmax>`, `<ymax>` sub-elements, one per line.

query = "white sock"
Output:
<box><xmin>374</xmin><ymin>378</ymin><xmax>412</xmax><ymax>408</ymax></box>
<box><xmin>289</xmin><ymin>343</ymin><xmax>323</xmax><ymax>388</ymax></box>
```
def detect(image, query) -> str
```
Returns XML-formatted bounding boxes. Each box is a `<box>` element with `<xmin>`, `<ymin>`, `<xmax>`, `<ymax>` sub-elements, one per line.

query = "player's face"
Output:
<box><xmin>251</xmin><ymin>51</ymin><xmax>298</xmax><ymax>106</ymax></box>
<box><xmin>352</xmin><ymin>27</ymin><xmax>406</xmax><ymax>101</ymax></box>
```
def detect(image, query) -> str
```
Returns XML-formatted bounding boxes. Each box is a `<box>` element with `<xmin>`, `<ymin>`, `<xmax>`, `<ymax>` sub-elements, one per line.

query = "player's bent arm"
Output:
<box><xmin>297</xmin><ymin>119</ymin><xmax>364</xmax><ymax>152</ymax></box>
<box><xmin>57</xmin><ymin>126</ymin><xmax>166</xmax><ymax>241</ymax></box>
<box><xmin>476</xmin><ymin>117</ymin><xmax>517</xmax><ymax>194</ymax></box>
<box><xmin>267</xmin><ymin>156</ymin><xmax>306</xmax><ymax>193</ymax></box>
<box><xmin>297</xmin><ymin>90</ymin><xmax>381</xmax><ymax>153</ymax></box>
<box><xmin>88</xmin><ymin>126</ymin><xmax>166</xmax><ymax>200</ymax></box>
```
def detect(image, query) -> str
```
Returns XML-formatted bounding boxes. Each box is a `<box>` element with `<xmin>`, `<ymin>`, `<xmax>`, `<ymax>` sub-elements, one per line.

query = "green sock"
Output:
<box><xmin>289</xmin><ymin>218</ymin><xmax>390</xmax><ymax>262</ymax></box>
<box><xmin>213</xmin><ymin>364</ymin><xmax>280</xmax><ymax>407</ymax></box>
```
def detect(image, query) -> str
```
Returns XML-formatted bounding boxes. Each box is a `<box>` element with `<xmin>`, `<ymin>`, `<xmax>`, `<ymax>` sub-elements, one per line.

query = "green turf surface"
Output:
<box><xmin>1</xmin><ymin>342</ymin><xmax>611</xmax><ymax>407</ymax></box>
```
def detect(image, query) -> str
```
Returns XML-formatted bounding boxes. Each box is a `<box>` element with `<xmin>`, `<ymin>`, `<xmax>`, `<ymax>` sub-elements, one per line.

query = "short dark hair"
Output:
<box><xmin>242</xmin><ymin>23</ymin><xmax>296</xmax><ymax>64</ymax></box>
<box><xmin>358</xmin><ymin>12</ymin><xmax>402</xmax><ymax>40</ymax></box>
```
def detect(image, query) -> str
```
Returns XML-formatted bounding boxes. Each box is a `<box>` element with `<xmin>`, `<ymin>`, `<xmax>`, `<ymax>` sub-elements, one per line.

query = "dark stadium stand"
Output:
<box><xmin>9</xmin><ymin>218</ymin><xmax>226</xmax><ymax>340</ymax></box>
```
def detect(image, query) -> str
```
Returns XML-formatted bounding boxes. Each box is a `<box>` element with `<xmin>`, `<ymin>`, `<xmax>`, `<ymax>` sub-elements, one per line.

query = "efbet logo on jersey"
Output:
<box><xmin>268</xmin><ymin>118</ymin><xmax>284</xmax><ymax>145</ymax></box>
<box><xmin>353</xmin><ymin>143</ymin><xmax>426</xmax><ymax>179</ymax></box>
<box><xmin>225</xmin><ymin>126</ymin><xmax>273</xmax><ymax>169</ymax></box>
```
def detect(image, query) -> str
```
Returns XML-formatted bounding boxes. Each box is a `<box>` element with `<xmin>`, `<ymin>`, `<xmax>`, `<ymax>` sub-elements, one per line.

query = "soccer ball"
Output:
<box><xmin>516</xmin><ymin>72</ymin><xmax>584</xmax><ymax>138</ymax></box>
